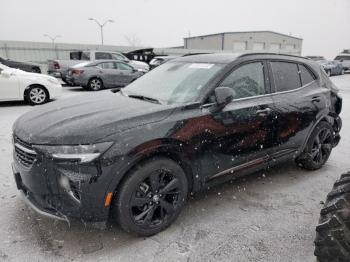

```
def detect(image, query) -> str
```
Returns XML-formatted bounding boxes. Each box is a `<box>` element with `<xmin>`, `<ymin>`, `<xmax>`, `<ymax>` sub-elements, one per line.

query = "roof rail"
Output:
<box><xmin>237</xmin><ymin>52</ymin><xmax>309</xmax><ymax>60</ymax></box>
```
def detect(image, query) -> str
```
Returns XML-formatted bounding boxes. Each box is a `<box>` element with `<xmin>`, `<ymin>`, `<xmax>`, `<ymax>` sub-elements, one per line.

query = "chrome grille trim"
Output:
<box><xmin>13</xmin><ymin>136</ymin><xmax>37</xmax><ymax>167</ymax></box>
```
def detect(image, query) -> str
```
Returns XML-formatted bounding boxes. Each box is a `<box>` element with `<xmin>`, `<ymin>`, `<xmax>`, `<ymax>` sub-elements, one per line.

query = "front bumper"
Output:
<box><xmin>13</xmin><ymin>163</ymin><xmax>69</xmax><ymax>222</ymax></box>
<box><xmin>12</xmin><ymin>139</ymin><xmax>120</xmax><ymax>223</ymax></box>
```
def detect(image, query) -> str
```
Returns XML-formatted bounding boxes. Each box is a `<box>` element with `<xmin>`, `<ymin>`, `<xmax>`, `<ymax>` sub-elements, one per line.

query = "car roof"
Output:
<box><xmin>172</xmin><ymin>52</ymin><xmax>311</xmax><ymax>64</ymax></box>
<box><xmin>91</xmin><ymin>59</ymin><xmax>125</xmax><ymax>64</ymax></box>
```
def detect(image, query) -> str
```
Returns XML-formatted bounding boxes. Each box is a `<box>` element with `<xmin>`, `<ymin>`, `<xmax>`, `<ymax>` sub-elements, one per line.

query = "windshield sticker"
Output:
<box><xmin>189</xmin><ymin>63</ymin><xmax>214</xmax><ymax>69</ymax></box>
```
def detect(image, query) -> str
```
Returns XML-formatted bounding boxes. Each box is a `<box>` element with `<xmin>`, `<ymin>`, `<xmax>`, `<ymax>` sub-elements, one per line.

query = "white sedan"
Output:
<box><xmin>0</xmin><ymin>63</ymin><xmax>62</xmax><ymax>105</ymax></box>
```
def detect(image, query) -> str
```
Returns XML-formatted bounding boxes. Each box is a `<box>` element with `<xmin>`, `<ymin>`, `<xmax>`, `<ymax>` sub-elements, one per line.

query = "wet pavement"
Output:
<box><xmin>0</xmin><ymin>76</ymin><xmax>349</xmax><ymax>262</ymax></box>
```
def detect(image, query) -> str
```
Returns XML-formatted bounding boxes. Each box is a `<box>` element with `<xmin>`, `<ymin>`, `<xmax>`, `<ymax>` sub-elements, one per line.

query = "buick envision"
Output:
<box><xmin>12</xmin><ymin>53</ymin><xmax>342</xmax><ymax>236</ymax></box>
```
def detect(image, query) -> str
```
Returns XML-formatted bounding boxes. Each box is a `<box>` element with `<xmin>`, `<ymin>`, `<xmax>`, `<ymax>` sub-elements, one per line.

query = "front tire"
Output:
<box><xmin>113</xmin><ymin>157</ymin><xmax>188</xmax><ymax>236</ymax></box>
<box><xmin>26</xmin><ymin>85</ymin><xmax>49</xmax><ymax>105</ymax></box>
<box><xmin>314</xmin><ymin>172</ymin><xmax>350</xmax><ymax>262</ymax></box>
<box><xmin>296</xmin><ymin>122</ymin><xmax>334</xmax><ymax>170</ymax></box>
<box><xmin>88</xmin><ymin>78</ymin><xmax>103</xmax><ymax>91</ymax></box>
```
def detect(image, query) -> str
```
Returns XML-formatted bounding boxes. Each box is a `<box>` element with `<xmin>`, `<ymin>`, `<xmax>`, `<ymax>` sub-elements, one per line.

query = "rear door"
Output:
<box><xmin>268</xmin><ymin>60</ymin><xmax>326</xmax><ymax>159</ymax></box>
<box><xmin>116</xmin><ymin>62</ymin><xmax>137</xmax><ymax>85</ymax></box>
<box><xmin>98</xmin><ymin>62</ymin><xmax>119</xmax><ymax>87</ymax></box>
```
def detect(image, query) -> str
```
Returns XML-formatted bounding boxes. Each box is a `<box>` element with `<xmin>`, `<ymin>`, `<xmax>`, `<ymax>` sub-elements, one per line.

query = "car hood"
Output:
<box><xmin>7</xmin><ymin>68</ymin><xmax>57</xmax><ymax>81</ymax></box>
<box><xmin>13</xmin><ymin>92</ymin><xmax>174</xmax><ymax>145</ymax></box>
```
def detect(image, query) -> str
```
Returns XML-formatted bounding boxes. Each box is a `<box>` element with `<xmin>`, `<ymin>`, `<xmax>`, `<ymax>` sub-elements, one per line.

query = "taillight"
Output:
<box><xmin>53</xmin><ymin>61</ymin><xmax>60</xmax><ymax>70</ymax></box>
<box><xmin>72</xmin><ymin>69</ymin><xmax>84</xmax><ymax>75</ymax></box>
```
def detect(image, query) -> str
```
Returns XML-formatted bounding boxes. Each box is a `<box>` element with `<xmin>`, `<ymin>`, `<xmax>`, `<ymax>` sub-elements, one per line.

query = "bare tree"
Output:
<box><xmin>124</xmin><ymin>34</ymin><xmax>142</xmax><ymax>47</ymax></box>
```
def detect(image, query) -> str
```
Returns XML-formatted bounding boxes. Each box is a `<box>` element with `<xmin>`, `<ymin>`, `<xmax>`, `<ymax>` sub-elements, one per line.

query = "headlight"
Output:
<box><xmin>33</xmin><ymin>142</ymin><xmax>113</xmax><ymax>163</ymax></box>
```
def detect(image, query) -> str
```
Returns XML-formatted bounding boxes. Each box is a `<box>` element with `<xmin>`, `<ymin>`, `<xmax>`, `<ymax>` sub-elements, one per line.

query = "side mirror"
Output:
<box><xmin>215</xmin><ymin>86</ymin><xmax>235</xmax><ymax>108</ymax></box>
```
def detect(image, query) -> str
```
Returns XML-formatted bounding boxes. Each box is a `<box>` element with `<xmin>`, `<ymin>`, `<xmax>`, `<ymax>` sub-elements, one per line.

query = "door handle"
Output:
<box><xmin>311</xmin><ymin>96</ymin><xmax>321</xmax><ymax>103</ymax></box>
<box><xmin>256</xmin><ymin>108</ymin><xmax>272</xmax><ymax>116</ymax></box>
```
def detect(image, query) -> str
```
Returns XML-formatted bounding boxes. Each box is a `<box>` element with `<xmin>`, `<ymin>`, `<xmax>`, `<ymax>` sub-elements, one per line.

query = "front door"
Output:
<box><xmin>198</xmin><ymin>61</ymin><xmax>276</xmax><ymax>181</ymax></box>
<box><xmin>0</xmin><ymin>68</ymin><xmax>20</xmax><ymax>100</ymax></box>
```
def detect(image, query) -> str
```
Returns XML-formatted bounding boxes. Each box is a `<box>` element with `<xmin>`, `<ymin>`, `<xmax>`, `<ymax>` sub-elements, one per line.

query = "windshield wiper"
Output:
<box><xmin>128</xmin><ymin>94</ymin><xmax>161</xmax><ymax>104</ymax></box>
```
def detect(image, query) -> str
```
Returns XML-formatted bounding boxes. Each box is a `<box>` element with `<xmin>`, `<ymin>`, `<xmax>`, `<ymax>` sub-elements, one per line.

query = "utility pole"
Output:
<box><xmin>88</xmin><ymin>18</ymin><xmax>114</xmax><ymax>45</ymax></box>
<box><xmin>43</xmin><ymin>34</ymin><xmax>61</xmax><ymax>59</ymax></box>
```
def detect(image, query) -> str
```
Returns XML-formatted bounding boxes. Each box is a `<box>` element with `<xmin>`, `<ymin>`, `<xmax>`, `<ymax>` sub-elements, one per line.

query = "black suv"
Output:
<box><xmin>12</xmin><ymin>53</ymin><xmax>342</xmax><ymax>236</ymax></box>
<box><xmin>0</xmin><ymin>57</ymin><xmax>41</xmax><ymax>73</ymax></box>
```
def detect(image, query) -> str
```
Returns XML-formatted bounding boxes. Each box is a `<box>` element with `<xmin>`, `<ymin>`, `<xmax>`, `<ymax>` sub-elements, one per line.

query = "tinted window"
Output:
<box><xmin>220</xmin><ymin>62</ymin><xmax>266</xmax><ymax>99</ymax></box>
<box><xmin>271</xmin><ymin>62</ymin><xmax>301</xmax><ymax>92</ymax></box>
<box><xmin>117</xmin><ymin>62</ymin><xmax>133</xmax><ymax>70</ymax></box>
<box><xmin>95</xmin><ymin>52</ymin><xmax>113</xmax><ymax>60</ymax></box>
<box><xmin>81</xmin><ymin>52</ymin><xmax>91</xmax><ymax>60</ymax></box>
<box><xmin>99</xmin><ymin>62</ymin><xmax>116</xmax><ymax>69</ymax></box>
<box><xmin>299</xmin><ymin>64</ymin><xmax>315</xmax><ymax>86</ymax></box>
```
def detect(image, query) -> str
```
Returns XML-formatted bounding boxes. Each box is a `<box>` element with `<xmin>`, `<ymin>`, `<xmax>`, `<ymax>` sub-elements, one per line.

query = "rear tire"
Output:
<box><xmin>314</xmin><ymin>171</ymin><xmax>350</xmax><ymax>262</ymax></box>
<box><xmin>112</xmin><ymin>157</ymin><xmax>188</xmax><ymax>236</ymax></box>
<box><xmin>25</xmin><ymin>85</ymin><xmax>49</xmax><ymax>105</ymax></box>
<box><xmin>341</xmin><ymin>69</ymin><xmax>345</xmax><ymax>75</ymax></box>
<box><xmin>88</xmin><ymin>78</ymin><xmax>103</xmax><ymax>91</ymax></box>
<box><xmin>296</xmin><ymin>121</ymin><xmax>334</xmax><ymax>170</ymax></box>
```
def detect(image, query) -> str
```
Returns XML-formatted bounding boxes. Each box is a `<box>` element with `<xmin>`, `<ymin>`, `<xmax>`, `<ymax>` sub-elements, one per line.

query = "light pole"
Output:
<box><xmin>88</xmin><ymin>18</ymin><xmax>114</xmax><ymax>45</ymax></box>
<box><xmin>43</xmin><ymin>34</ymin><xmax>61</xmax><ymax>59</ymax></box>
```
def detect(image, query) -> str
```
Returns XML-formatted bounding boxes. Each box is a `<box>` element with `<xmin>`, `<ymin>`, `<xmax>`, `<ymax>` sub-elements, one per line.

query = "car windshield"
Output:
<box><xmin>123</xmin><ymin>61</ymin><xmax>224</xmax><ymax>105</ymax></box>
<box><xmin>112</xmin><ymin>53</ymin><xmax>129</xmax><ymax>61</ymax></box>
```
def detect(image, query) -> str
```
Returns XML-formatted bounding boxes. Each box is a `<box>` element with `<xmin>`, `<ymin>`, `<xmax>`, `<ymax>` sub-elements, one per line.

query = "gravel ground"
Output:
<box><xmin>0</xmin><ymin>75</ymin><xmax>349</xmax><ymax>262</ymax></box>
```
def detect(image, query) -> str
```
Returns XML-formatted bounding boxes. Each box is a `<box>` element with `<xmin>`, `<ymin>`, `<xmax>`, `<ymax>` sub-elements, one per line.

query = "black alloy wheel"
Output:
<box><xmin>114</xmin><ymin>157</ymin><xmax>188</xmax><ymax>236</ymax></box>
<box><xmin>297</xmin><ymin>122</ymin><xmax>334</xmax><ymax>170</ymax></box>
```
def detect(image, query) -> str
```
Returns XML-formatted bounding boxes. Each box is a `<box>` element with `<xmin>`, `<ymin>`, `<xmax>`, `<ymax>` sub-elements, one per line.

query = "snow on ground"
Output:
<box><xmin>0</xmin><ymin>76</ymin><xmax>349</xmax><ymax>262</ymax></box>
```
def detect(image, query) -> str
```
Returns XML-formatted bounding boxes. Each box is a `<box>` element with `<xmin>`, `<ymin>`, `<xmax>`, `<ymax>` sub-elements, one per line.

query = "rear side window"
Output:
<box><xmin>271</xmin><ymin>62</ymin><xmax>301</xmax><ymax>92</ymax></box>
<box><xmin>95</xmin><ymin>52</ymin><xmax>113</xmax><ymax>60</ymax></box>
<box><xmin>298</xmin><ymin>64</ymin><xmax>315</xmax><ymax>86</ymax></box>
<box><xmin>100</xmin><ymin>62</ymin><xmax>116</xmax><ymax>69</ymax></box>
<box><xmin>220</xmin><ymin>62</ymin><xmax>266</xmax><ymax>99</ymax></box>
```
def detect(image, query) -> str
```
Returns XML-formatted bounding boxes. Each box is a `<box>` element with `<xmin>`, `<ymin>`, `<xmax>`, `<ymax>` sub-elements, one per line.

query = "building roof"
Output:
<box><xmin>184</xmin><ymin>31</ymin><xmax>303</xmax><ymax>41</ymax></box>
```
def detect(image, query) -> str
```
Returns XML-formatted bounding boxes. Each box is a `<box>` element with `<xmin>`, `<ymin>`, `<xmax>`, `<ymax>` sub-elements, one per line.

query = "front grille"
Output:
<box><xmin>14</xmin><ymin>136</ymin><xmax>37</xmax><ymax>168</ymax></box>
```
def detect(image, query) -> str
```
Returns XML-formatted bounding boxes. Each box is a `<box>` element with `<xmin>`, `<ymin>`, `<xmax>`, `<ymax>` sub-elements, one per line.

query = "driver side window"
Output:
<box><xmin>220</xmin><ymin>62</ymin><xmax>266</xmax><ymax>99</ymax></box>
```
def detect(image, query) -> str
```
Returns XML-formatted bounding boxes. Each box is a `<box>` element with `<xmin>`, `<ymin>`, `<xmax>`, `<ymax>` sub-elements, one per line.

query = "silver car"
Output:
<box><xmin>66</xmin><ymin>60</ymin><xmax>143</xmax><ymax>91</ymax></box>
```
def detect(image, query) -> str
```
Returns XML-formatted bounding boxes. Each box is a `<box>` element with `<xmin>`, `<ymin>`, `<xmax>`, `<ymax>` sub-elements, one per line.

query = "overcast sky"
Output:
<box><xmin>1</xmin><ymin>0</ymin><xmax>349</xmax><ymax>59</ymax></box>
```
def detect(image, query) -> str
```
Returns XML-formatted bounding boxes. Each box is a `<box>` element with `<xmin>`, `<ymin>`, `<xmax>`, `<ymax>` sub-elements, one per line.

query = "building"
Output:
<box><xmin>184</xmin><ymin>31</ymin><xmax>303</xmax><ymax>55</ymax></box>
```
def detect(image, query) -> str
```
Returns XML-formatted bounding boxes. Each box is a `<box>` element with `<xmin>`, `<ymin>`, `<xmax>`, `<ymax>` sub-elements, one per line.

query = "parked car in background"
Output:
<box><xmin>306</xmin><ymin>56</ymin><xmax>326</xmax><ymax>61</ymax></box>
<box><xmin>335</xmin><ymin>51</ymin><xmax>350</xmax><ymax>71</ymax></box>
<box><xmin>123</xmin><ymin>48</ymin><xmax>156</xmax><ymax>64</ymax></box>
<box><xmin>12</xmin><ymin>53</ymin><xmax>342</xmax><ymax>236</ymax></box>
<box><xmin>0</xmin><ymin>57</ymin><xmax>41</xmax><ymax>73</ymax></box>
<box><xmin>0</xmin><ymin>63</ymin><xmax>61</xmax><ymax>105</ymax></box>
<box><xmin>318</xmin><ymin>60</ymin><xmax>345</xmax><ymax>76</ymax></box>
<box><xmin>149</xmin><ymin>55</ymin><xmax>179</xmax><ymax>69</ymax></box>
<box><xmin>65</xmin><ymin>60</ymin><xmax>143</xmax><ymax>91</ymax></box>
<box><xmin>48</xmin><ymin>50</ymin><xmax>149</xmax><ymax>84</ymax></box>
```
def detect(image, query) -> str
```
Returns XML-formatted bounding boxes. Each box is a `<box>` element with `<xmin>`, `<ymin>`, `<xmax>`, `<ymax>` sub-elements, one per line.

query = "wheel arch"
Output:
<box><xmin>24</xmin><ymin>84</ymin><xmax>50</xmax><ymax>101</ymax></box>
<box><xmin>105</xmin><ymin>140</ymin><xmax>197</xmax><ymax>217</ymax></box>
<box><xmin>298</xmin><ymin>115</ymin><xmax>334</xmax><ymax>156</ymax></box>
